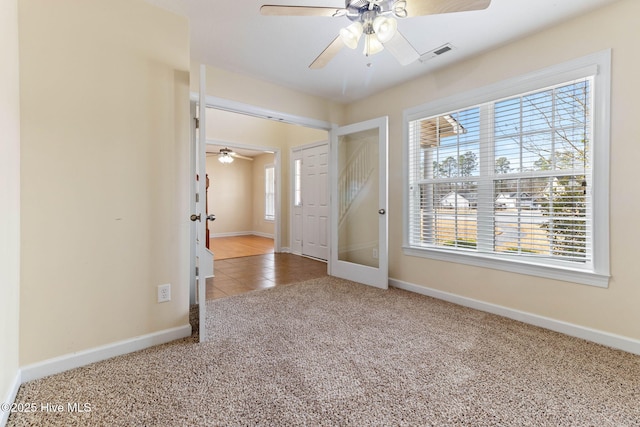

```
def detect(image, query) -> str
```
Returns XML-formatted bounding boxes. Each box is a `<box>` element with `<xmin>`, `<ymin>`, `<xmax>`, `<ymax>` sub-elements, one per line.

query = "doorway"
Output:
<box><xmin>203</xmin><ymin>105</ymin><xmax>329</xmax><ymax>256</ymax></box>
<box><xmin>204</xmin><ymin>140</ymin><xmax>278</xmax><ymax>252</ymax></box>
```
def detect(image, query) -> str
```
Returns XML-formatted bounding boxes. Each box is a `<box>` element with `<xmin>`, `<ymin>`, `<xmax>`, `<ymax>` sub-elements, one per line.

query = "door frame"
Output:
<box><xmin>192</xmin><ymin>93</ymin><xmax>333</xmax><ymax>249</ymax></box>
<box><xmin>290</xmin><ymin>140</ymin><xmax>329</xmax><ymax>259</ymax></box>
<box><xmin>205</xmin><ymin>138</ymin><xmax>281</xmax><ymax>251</ymax></box>
<box><xmin>329</xmin><ymin>116</ymin><xmax>389</xmax><ymax>289</ymax></box>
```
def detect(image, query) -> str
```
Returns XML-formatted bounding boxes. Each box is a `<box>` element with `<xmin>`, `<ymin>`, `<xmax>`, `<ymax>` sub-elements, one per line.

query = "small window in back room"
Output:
<box><xmin>265</xmin><ymin>164</ymin><xmax>275</xmax><ymax>221</ymax></box>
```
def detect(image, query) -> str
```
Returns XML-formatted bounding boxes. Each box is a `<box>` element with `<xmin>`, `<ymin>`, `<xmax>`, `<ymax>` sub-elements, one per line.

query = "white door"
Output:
<box><xmin>190</xmin><ymin>65</ymin><xmax>214</xmax><ymax>342</ymax></box>
<box><xmin>330</xmin><ymin>117</ymin><xmax>388</xmax><ymax>289</ymax></box>
<box><xmin>302</xmin><ymin>144</ymin><xmax>329</xmax><ymax>260</ymax></box>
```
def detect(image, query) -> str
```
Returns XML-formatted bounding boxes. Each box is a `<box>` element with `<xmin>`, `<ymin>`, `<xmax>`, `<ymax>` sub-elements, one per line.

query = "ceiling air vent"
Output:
<box><xmin>419</xmin><ymin>43</ymin><xmax>454</xmax><ymax>63</ymax></box>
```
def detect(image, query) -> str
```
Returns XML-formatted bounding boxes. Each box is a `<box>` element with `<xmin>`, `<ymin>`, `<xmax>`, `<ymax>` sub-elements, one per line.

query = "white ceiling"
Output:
<box><xmin>147</xmin><ymin>0</ymin><xmax>618</xmax><ymax>103</ymax></box>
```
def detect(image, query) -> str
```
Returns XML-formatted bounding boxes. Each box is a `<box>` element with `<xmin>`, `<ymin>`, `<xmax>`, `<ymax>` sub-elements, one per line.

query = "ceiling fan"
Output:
<box><xmin>207</xmin><ymin>147</ymin><xmax>254</xmax><ymax>164</ymax></box>
<box><xmin>261</xmin><ymin>0</ymin><xmax>491</xmax><ymax>69</ymax></box>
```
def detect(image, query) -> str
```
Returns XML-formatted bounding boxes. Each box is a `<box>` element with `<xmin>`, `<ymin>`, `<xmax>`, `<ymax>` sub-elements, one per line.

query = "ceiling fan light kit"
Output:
<box><xmin>372</xmin><ymin>15</ymin><xmax>398</xmax><ymax>43</ymax></box>
<box><xmin>218</xmin><ymin>147</ymin><xmax>234</xmax><ymax>164</ymax></box>
<box><xmin>340</xmin><ymin>0</ymin><xmax>401</xmax><ymax>57</ymax></box>
<box><xmin>260</xmin><ymin>0</ymin><xmax>491</xmax><ymax>68</ymax></box>
<box><xmin>339</xmin><ymin>22</ymin><xmax>363</xmax><ymax>49</ymax></box>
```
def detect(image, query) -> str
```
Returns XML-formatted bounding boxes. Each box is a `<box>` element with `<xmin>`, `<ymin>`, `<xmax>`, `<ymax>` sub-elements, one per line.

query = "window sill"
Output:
<box><xmin>402</xmin><ymin>246</ymin><xmax>609</xmax><ymax>288</ymax></box>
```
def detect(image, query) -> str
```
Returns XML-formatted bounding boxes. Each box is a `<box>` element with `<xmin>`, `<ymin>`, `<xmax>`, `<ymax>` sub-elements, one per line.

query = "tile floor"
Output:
<box><xmin>206</xmin><ymin>253</ymin><xmax>328</xmax><ymax>300</ymax></box>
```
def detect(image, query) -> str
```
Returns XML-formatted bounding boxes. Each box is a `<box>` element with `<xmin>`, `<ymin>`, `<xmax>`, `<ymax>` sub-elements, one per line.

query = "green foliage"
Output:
<box><xmin>433</xmin><ymin>151</ymin><xmax>478</xmax><ymax>178</ymax></box>
<box><xmin>538</xmin><ymin>175</ymin><xmax>586</xmax><ymax>258</ymax></box>
<box><xmin>495</xmin><ymin>157</ymin><xmax>511</xmax><ymax>174</ymax></box>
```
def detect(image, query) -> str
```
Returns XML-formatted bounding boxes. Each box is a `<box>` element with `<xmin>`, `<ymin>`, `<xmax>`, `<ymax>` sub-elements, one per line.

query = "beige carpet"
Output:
<box><xmin>8</xmin><ymin>277</ymin><xmax>640</xmax><ymax>426</ymax></box>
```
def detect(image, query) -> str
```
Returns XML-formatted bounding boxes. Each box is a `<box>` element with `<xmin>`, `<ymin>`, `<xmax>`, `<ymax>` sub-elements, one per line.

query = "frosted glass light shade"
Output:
<box><xmin>218</xmin><ymin>153</ymin><xmax>234</xmax><ymax>164</ymax></box>
<box><xmin>339</xmin><ymin>22</ymin><xmax>363</xmax><ymax>49</ymax></box>
<box><xmin>363</xmin><ymin>33</ymin><xmax>384</xmax><ymax>56</ymax></box>
<box><xmin>373</xmin><ymin>16</ymin><xmax>397</xmax><ymax>43</ymax></box>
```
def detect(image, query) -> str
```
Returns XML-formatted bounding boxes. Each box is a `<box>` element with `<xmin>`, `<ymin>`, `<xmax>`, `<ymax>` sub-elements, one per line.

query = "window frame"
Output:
<box><xmin>293</xmin><ymin>158</ymin><xmax>303</xmax><ymax>208</ymax></box>
<box><xmin>402</xmin><ymin>50</ymin><xmax>611</xmax><ymax>287</ymax></box>
<box><xmin>264</xmin><ymin>163</ymin><xmax>275</xmax><ymax>222</ymax></box>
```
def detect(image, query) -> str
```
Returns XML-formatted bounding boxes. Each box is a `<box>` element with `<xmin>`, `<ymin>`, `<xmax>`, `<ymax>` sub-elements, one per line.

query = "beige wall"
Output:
<box><xmin>205</xmin><ymin>151</ymin><xmax>275</xmax><ymax>238</ymax></box>
<box><xmin>345</xmin><ymin>0</ymin><xmax>640</xmax><ymax>341</ymax></box>
<box><xmin>193</xmin><ymin>65</ymin><xmax>346</xmax><ymax>126</ymax></box>
<box><xmin>0</xmin><ymin>0</ymin><xmax>21</xmax><ymax>408</ymax></box>
<box><xmin>18</xmin><ymin>0</ymin><xmax>191</xmax><ymax>365</ymax></box>
<box><xmin>206</xmin><ymin>155</ymin><xmax>253</xmax><ymax>235</ymax></box>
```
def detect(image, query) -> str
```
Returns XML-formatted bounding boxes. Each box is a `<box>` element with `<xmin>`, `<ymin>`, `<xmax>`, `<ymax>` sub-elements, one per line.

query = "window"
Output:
<box><xmin>265</xmin><ymin>164</ymin><xmax>275</xmax><ymax>221</ymax></box>
<box><xmin>404</xmin><ymin>51</ymin><xmax>610</xmax><ymax>287</ymax></box>
<box><xmin>294</xmin><ymin>158</ymin><xmax>302</xmax><ymax>207</ymax></box>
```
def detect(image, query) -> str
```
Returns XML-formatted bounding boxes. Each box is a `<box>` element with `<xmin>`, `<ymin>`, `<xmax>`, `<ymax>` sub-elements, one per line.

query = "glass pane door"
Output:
<box><xmin>330</xmin><ymin>117</ymin><xmax>388</xmax><ymax>289</ymax></box>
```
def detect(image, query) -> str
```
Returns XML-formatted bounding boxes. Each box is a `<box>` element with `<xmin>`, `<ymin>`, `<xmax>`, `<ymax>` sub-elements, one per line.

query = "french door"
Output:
<box><xmin>191</xmin><ymin>65</ymin><xmax>214</xmax><ymax>342</ymax></box>
<box><xmin>330</xmin><ymin>117</ymin><xmax>388</xmax><ymax>289</ymax></box>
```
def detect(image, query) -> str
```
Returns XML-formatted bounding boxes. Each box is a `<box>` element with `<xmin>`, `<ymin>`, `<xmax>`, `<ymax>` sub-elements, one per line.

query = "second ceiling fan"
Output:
<box><xmin>261</xmin><ymin>0</ymin><xmax>491</xmax><ymax>69</ymax></box>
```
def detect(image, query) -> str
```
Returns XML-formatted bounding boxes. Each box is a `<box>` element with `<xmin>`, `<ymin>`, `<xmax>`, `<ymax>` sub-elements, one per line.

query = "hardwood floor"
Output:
<box><xmin>207</xmin><ymin>235</ymin><xmax>327</xmax><ymax>300</ymax></box>
<box><xmin>210</xmin><ymin>235</ymin><xmax>274</xmax><ymax>260</ymax></box>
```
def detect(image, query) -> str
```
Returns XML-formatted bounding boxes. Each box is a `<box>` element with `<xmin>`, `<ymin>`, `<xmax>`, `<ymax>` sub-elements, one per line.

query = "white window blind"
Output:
<box><xmin>408</xmin><ymin>78</ymin><xmax>596</xmax><ymax>269</ymax></box>
<box><xmin>265</xmin><ymin>164</ymin><xmax>275</xmax><ymax>221</ymax></box>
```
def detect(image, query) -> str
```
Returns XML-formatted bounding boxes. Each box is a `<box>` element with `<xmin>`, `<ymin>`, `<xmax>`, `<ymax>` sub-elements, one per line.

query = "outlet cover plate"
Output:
<box><xmin>157</xmin><ymin>284</ymin><xmax>171</xmax><ymax>303</ymax></box>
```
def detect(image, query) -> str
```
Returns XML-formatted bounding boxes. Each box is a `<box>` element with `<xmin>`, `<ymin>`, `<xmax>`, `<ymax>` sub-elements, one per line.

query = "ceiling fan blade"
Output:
<box><xmin>260</xmin><ymin>5</ymin><xmax>345</xmax><ymax>17</ymax></box>
<box><xmin>231</xmin><ymin>152</ymin><xmax>254</xmax><ymax>161</ymax></box>
<box><xmin>309</xmin><ymin>36</ymin><xmax>344</xmax><ymax>69</ymax></box>
<box><xmin>403</xmin><ymin>0</ymin><xmax>490</xmax><ymax>17</ymax></box>
<box><xmin>382</xmin><ymin>31</ymin><xmax>419</xmax><ymax>66</ymax></box>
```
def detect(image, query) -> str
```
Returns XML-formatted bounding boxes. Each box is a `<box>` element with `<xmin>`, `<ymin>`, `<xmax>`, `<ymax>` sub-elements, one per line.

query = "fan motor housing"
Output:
<box><xmin>344</xmin><ymin>0</ymin><xmax>396</xmax><ymax>22</ymax></box>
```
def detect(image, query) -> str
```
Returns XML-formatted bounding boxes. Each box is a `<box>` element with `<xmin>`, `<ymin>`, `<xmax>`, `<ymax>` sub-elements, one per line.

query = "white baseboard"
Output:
<box><xmin>251</xmin><ymin>231</ymin><xmax>274</xmax><ymax>239</ymax></box>
<box><xmin>389</xmin><ymin>278</ymin><xmax>640</xmax><ymax>356</ymax></box>
<box><xmin>210</xmin><ymin>231</ymin><xmax>275</xmax><ymax>239</ymax></box>
<box><xmin>1</xmin><ymin>370</ymin><xmax>22</xmax><ymax>427</ymax></box>
<box><xmin>20</xmin><ymin>324</ymin><xmax>192</xmax><ymax>383</ymax></box>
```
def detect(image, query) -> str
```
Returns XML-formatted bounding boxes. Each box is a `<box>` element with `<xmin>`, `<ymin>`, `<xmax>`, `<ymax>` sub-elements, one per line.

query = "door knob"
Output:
<box><xmin>378</xmin><ymin>209</ymin><xmax>386</xmax><ymax>215</ymax></box>
<box><xmin>206</xmin><ymin>214</ymin><xmax>216</xmax><ymax>222</ymax></box>
<box><xmin>190</xmin><ymin>214</ymin><xmax>201</xmax><ymax>222</ymax></box>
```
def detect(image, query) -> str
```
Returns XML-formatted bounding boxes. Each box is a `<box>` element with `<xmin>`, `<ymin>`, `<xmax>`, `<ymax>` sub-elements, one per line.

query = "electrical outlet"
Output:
<box><xmin>157</xmin><ymin>284</ymin><xmax>171</xmax><ymax>303</ymax></box>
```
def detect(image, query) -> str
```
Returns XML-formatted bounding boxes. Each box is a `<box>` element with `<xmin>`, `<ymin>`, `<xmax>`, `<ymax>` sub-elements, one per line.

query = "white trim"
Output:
<box><xmin>403</xmin><ymin>51</ymin><xmax>607</xmax><ymax>122</ymax></box>
<box><xmin>1</xmin><ymin>371</ymin><xmax>22</xmax><ymax>427</ymax></box>
<box><xmin>290</xmin><ymin>149</ymin><xmax>303</xmax><ymax>256</ymax></box>
<box><xmin>402</xmin><ymin>49</ymin><xmax>611</xmax><ymax>286</ymax></box>
<box><xmin>206</xmin><ymin>138</ymin><xmax>278</xmax><ymax>156</ymax></box>
<box><xmin>330</xmin><ymin>117</ymin><xmax>389</xmax><ymax>289</ymax></box>
<box><xmin>20</xmin><ymin>325</ymin><xmax>192</xmax><ymax>383</ymax></box>
<box><xmin>190</xmin><ymin>92</ymin><xmax>333</xmax><ymax>131</ymax></box>
<box><xmin>291</xmin><ymin>139</ymin><xmax>330</xmax><ymax>152</ymax></box>
<box><xmin>390</xmin><ymin>278</ymin><xmax>640</xmax><ymax>356</ymax></box>
<box><xmin>209</xmin><ymin>231</ymin><xmax>275</xmax><ymax>239</ymax></box>
<box><xmin>402</xmin><ymin>246</ymin><xmax>610</xmax><ymax>288</ymax></box>
<box><xmin>192</xmin><ymin>88</ymin><xmax>335</xmax><ymax>275</ymax></box>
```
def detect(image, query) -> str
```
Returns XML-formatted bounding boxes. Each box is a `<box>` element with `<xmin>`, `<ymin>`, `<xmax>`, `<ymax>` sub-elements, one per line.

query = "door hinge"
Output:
<box><xmin>195</xmin><ymin>193</ymin><xmax>200</xmax><ymax>203</ymax></box>
<box><xmin>195</xmin><ymin>266</ymin><xmax>199</xmax><ymax>277</ymax></box>
<box><xmin>194</xmin><ymin>117</ymin><xmax>200</xmax><ymax>129</ymax></box>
